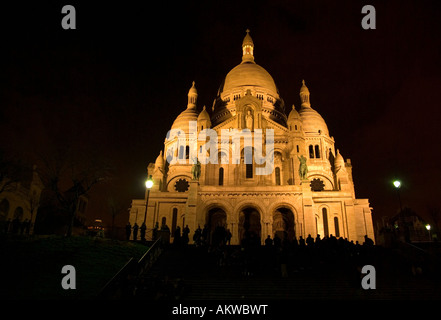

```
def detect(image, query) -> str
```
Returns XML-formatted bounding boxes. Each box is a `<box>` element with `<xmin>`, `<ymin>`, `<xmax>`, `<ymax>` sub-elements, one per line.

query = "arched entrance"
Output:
<box><xmin>239</xmin><ymin>207</ymin><xmax>261</xmax><ymax>244</ymax></box>
<box><xmin>206</xmin><ymin>207</ymin><xmax>227</xmax><ymax>246</ymax></box>
<box><xmin>273</xmin><ymin>207</ymin><xmax>295</xmax><ymax>241</ymax></box>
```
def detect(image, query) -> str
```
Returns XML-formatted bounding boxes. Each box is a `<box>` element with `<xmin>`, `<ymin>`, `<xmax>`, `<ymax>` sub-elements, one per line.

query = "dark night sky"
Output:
<box><xmin>2</xmin><ymin>0</ymin><xmax>441</xmax><ymax>229</ymax></box>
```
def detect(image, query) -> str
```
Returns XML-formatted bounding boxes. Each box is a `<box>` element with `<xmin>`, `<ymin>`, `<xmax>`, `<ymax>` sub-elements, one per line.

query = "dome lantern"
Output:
<box><xmin>242</xmin><ymin>29</ymin><xmax>255</xmax><ymax>63</ymax></box>
<box><xmin>187</xmin><ymin>81</ymin><xmax>198</xmax><ymax>109</ymax></box>
<box><xmin>300</xmin><ymin>79</ymin><xmax>311</xmax><ymax>108</ymax></box>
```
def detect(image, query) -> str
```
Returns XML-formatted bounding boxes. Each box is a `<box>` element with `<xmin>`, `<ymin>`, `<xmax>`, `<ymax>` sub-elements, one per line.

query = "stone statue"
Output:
<box><xmin>191</xmin><ymin>157</ymin><xmax>201</xmax><ymax>180</ymax></box>
<box><xmin>298</xmin><ymin>155</ymin><xmax>308</xmax><ymax>180</ymax></box>
<box><xmin>245</xmin><ymin>110</ymin><xmax>253</xmax><ymax>130</ymax></box>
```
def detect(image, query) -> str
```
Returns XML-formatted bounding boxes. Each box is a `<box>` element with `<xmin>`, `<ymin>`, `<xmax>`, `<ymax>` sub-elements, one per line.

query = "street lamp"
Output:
<box><xmin>143</xmin><ymin>175</ymin><xmax>153</xmax><ymax>224</ymax></box>
<box><xmin>426</xmin><ymin>224</ymin><xmax>431</xmax><ymax>242</ymax></box>
<box><xmin>393</xmin><ymin>179</ymin><xmax>409</xmax><ymax>242</ymax></box>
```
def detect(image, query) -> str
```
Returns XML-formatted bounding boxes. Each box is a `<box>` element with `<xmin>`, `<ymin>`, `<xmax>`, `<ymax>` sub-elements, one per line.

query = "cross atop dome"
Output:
<box><xmin>242</xmin><ymin>29</ymin><xmax>255</xmax><ymax>63</ymax></box>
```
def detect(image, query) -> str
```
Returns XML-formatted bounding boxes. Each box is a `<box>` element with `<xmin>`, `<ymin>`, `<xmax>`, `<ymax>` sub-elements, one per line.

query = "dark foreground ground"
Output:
<box><xmin>0</xmin><ymin>235</ymin><xmax>147</xmax><ymax>299</ymax></box>
<box><xmin>2</xmin><ymin>234</ymin><xmax>441</xmax><ymax>302</ymax></box>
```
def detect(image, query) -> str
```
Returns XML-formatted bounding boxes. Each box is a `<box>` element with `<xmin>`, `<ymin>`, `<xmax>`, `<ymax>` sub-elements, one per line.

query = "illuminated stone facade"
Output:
<box><xmin>129</xmin><ymin>30</ymin><xmax>375</xmax><ymax>245</ymax></box>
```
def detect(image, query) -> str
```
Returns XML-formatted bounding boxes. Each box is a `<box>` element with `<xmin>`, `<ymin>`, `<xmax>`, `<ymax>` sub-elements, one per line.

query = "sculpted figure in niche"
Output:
<box><xmin>298</xmin><ymin>155</ymin><xmax>308</xmax><ymax>180</ymax></box>
<box><xmin>245</xmin><ymin>110</ymin><xmax>253</xmax><ymax>130</ymax></box>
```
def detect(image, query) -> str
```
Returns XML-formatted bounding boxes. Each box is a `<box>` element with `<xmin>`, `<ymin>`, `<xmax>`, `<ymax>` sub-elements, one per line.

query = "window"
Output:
<box><xmin>295</xmin><ymin>125</ymin><xmax>298</xmax><ymax>130</ymax></box>
<box><xmin>309</xmin><ymin>145</ymin><xmax>314</xmax><ymax>158</ymax></box>
<box><xmin>179</xmin><ymin>146</ymin><xmax>185</xmax><ymax>159</ymax></box>
<box><xmin>275</xmin><ymin>167</ymin><xmax>281</xmax><ymax>185</ymax></box>
<box><xmin>314</xmin><ymin>145</ymin><xmax>320</xmax><ymax>158</ymax></box>
<box><xmin>296</xmin><ymin>145</ymin><xmax>299</xmax><ymax>153</ymax></box>
<box><xmin>219</xmin><ymin>167</ymin><xmax>224</xmax><ymax>186</ymax></box>
<box><xmin>334</xmin><ymin>217</ymin><xmax>340</xmax><ymax>237</ymax></box>
<box><xmin>322</xmin><ymin>208</ymin><xmax>329</xmax><ymax>237</ymax></box>
<box><xmin>243</xmin><ymin>147</ymin><xmax>253</xmax><ymax>179</ymax></box>
<box><xmin>246</xmin><ymin>163</ymin><xmax>253</xmax><ymax>179</ymax></box>
<box><xmin>185</xmin><ymin>145</ymin><xmax>190</xmax><ymax>160</ymax></box>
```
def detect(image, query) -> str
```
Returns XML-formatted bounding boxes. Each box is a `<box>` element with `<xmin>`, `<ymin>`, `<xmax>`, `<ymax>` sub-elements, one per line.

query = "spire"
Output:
<box><xmin>242</xmin><ymin>29</ymin><xmax>255</xmax><ymax>63</ymax></box>
<box><xmin>187</xmin><ymin>81</ymin><xmax>198</xmax><ymax>109</ymax></box>
<box><xmin>300</xmin><ymin>79</ymin><xmax>311</xmax><ymax>107</ymax></box>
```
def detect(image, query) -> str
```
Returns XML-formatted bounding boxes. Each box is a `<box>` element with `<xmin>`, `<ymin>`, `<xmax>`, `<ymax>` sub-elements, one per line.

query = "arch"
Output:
<box><xmin>308</xmin><ymin>174</ymin><xmax>334</xmax><ymax>191</ymax></box>
<box><xmin>0</xmin><ymin>198</ymin><xmax>10</xmax><ymax>221</ymax></box>
<box><xmin>14</xmin><ymin>207</ymin><xmax>24</xmax><ymax>220</ymax></box>
<box><xmin>166</xmin><ymin>175</ymin><xmax>192</xmax><ymax>192</ymax></box>
<box><xmin>272</xmin><ymin>207</ymin><xmax>295</xmax><ymax>241</ymax></box>
<box><xmin>206</xmin><ymin>207</ymin><xmax>227</xmax><ymax>246</ymax></box>
<box><xmin>239</xmin><ymin>207</ymin><xmax>261</xmax><ymax>244</ymax></box>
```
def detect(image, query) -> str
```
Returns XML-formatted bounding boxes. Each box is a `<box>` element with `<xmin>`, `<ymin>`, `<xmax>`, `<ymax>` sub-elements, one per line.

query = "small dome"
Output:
<box><xmin>334</xmin><ymin>149</ymin><xmax>344</xmax><ymax>165</ymax></box>
<box><xmin>298</xmin><ymin>80</ymin><xmax>329</xmax><ymax>136</ymax></box>
<box><xmin>171</xmin><ymin>82</ymin><xmax>199</xmax><ymax>132</ymax></box>
<box><xmin>171</xmin><ymin>108</ymin><xmax>198</xmax><ymax>131</ymax></box>
<box><xmin>197</xmin><ymin>106</ymin><xmax>211</xmax><ymax>123</ymax></box>
<box><xmin>298</xmin><ymin>105</ymin><xmax>329</xmax><ymax>136</ymax></box>
<box><xmin>155</xmin><ymin>151</ymin><xmax>164</xmax><ymax>169</ymax></box>
<box><xmin>287</xmin><ymin>105</ymin><xmax>301</xmax><ymax>122</ymax></box>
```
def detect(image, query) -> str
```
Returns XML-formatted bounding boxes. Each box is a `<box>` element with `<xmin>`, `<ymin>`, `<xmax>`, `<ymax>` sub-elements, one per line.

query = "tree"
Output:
<box><xmin>107</xmin><ymin>190</ymin><xmax>129</xmax><ymax>239</ymax></box>
<box><xmin>39</xmin><ymin>146</ymin><xmax>112</xmax><ymax>236</ymax></box>
<box><xmin>0</xmin><ymin>150</ymin><xmax>26</xmax><ymax>197</ymax></box>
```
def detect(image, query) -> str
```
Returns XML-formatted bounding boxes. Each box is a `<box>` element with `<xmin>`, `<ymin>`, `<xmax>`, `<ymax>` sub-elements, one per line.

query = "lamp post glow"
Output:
<box><xmin>426</xmin><ymin>224</ymin><xmax>431</xmax><ymax>241</ymax></box>
<box><xmin>143</xmin><ymin>176</ymin><xmax>153</xmax><ymax>224</ymax></box>
<box><xmin>393</xmin><ymin>179</ymin><xmax>409</xmax><ymax>242</ymax></box>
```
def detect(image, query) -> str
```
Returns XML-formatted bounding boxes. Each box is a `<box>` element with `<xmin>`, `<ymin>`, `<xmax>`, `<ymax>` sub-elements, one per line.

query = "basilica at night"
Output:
<box><xmin>129</xmin><ymin>30</ymin><xmax>375</xmax><ymax>245</ymax></box>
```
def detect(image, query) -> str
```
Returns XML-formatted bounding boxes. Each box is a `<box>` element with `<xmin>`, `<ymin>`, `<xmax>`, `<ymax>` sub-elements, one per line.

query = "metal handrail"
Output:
<box><xmin>97</xmin><ymin>237</ymin><xmax>166</xmax><ymax>299</ymax></box>
<box><xmin>98</xmin><ymin>257</ymin><xmax>137</xmax><ymax>299</ymax></box>
<box><xmin>137</xmin><ymin>237</ymin><xmax>163</xmax><ymax>275</ymax></box>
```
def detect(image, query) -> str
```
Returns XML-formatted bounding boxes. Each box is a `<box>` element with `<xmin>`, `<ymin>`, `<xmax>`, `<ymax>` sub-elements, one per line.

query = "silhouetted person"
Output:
<box><xmin>140</xmin><ymin>222</ymin><xmax>147</xmax><ymax>241</ymax></box>
<box><xmin>182</xmin><ymin>225</ymin><xmax>190</xmax><ymax>245</ymax></box>
<box><xmin>202</xmin><ymin>225</ymin><xmax>209</xmax><ymax>246</ymax></box>
<box><xmin>174</xmin><ymin>226</ymin><xmax>181</xmax><ymax>246</ymax></box>
<box><xmin>265</xmin><ymin>235</ymin><xmax>273</xmax><ymax>246</ymax></box>
<box><xmin>298</xmin><ymin>236</ymin><xmax>305</xmax><ymax>247</ymax></box>
<box><xmin>315</xmin><ymin>234</ymin><xmax>321</xmax><ymax>245</ymax></box>
<box><xmin>193</xmin><ymin>225</ymin><xmax>202</xmax><ymax>246</ymax></box>
<box><xmin>306</xmin><ymin>234</ymin><xmax>314</xmax><ymax>247</ymax></box>
<box><xmin>133</xmin><ymin>222</ymin><xmax>139</xmax><ymax>241</ymax></box>
<box><xmin>153</xmin><ymin>222</ymin><xmax>159</xmax><ymax>240</ymax></box>
<box><xmin>125</xmin><ymin>222</ymin><xmax>132</xmax><ymax>240</ymax></box>
<box><xmin>225</xmin><ymin>229</ymin><xmax>232</xmax><ymax>245</ymax></box>
<box><xmin>364</xmin><ymin>235</ymin><xmax>374</xmax><ymax>246</ymax></box>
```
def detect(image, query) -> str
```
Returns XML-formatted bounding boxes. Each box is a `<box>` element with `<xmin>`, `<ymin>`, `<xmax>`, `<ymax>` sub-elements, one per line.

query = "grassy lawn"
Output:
<box><xmin>0</xmin><ymin>235</ymin><xmax>148</xmax><ymax>299</ymax></box>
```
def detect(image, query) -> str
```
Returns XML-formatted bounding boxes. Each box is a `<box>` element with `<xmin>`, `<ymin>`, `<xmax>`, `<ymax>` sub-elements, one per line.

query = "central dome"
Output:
<box><xmin>221</xmin><ymin>62</ymin><xmax>279</xmax><ymax>96</ymax></box>
<box><xmin>212</xmin><ymin>30</ymin><xmax>286</xmax><ymax>127</ymax></box>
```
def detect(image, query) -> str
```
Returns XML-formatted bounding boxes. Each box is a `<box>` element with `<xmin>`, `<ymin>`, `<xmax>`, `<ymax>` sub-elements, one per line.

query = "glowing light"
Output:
<box><xmin>393</xmin><ymin>180</ymin><xmax>401</xmax><ymax>188</ymax></box>
<box><xmin>145</xmin><ymin>179</ymin><xmax>154</xmax><ymax>189</ymax></box>
<box><xmin>426</xmin><ymin>224</ymin><xmax>431</xmax><ymax>231</ymax></box>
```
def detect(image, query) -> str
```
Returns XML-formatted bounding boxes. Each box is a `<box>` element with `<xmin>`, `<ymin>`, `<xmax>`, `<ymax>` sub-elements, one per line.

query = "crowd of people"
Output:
<box><xmin>2</xmin><ymin>218</ymin><xmax>32</xmax><ymax>235</ymax></box>
<box><xmin>201</xmin><ymin>229</ymin><xmax>378</xmax><ymax>281</ymax></box>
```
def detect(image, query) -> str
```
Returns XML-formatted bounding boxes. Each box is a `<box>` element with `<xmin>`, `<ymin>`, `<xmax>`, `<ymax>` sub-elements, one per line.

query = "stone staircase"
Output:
<box><xmin>134</xmin><ymin>244</ymin><xmax>441</xmax><ymax>300</ymax></box>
